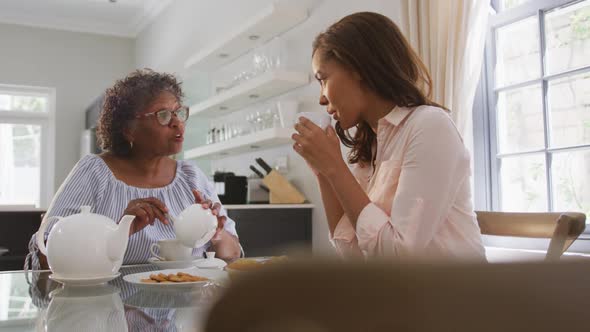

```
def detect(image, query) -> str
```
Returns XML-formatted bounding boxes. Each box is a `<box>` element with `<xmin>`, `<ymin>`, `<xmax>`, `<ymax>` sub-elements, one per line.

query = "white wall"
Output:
<box><xmin>136</xmin><ymin>0</ymin><xmax>404</xmax><ymax>254</ymax></box>
<box><xmin>0</xmin><ymin>23</ymin><xmax>135</xmax><ymax>200</ymax></box>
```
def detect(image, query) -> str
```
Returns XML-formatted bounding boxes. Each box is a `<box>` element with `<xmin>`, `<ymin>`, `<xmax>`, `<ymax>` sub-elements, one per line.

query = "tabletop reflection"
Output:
<box><xmin>1</xmin><ymin>264</ymin><xmax>225</xmax><ymax>332</ymax></box>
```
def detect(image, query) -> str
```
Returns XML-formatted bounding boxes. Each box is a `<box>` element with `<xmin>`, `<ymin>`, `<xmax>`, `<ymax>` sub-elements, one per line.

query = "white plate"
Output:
<box><xmin>49</xmin><ymin>273</ymin><xmax>121</xmax><ymax>286</ymax></box>
<box><xmin>123</xmin><ymin>267</ymin><xmax>228</xmax><ymax>291</ymax></box>
<box><xmin>148</xmin><ymin>257</ymin><xmax>200</xmax><ymax>269</ymax></box>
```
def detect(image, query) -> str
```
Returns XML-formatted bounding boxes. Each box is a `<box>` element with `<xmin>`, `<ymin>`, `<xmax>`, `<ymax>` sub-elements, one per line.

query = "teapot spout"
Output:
<box><xmin>106</xmin><ymin>215</ymin><xmax>135</xmax><ymax>262</ymax></box>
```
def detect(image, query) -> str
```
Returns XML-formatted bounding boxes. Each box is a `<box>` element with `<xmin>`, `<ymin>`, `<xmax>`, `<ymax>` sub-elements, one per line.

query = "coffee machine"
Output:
<box><xmin>213</xmin><ymin>172</ymin><xmax>247</xmax><ymax>204</ymax></box>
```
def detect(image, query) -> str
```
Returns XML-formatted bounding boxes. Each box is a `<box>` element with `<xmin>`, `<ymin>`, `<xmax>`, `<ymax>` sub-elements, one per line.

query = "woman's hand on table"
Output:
<box><xmin>123</xmin><ymin>197</ymin><xmax>169</xmax><ymax>236</ymax></box>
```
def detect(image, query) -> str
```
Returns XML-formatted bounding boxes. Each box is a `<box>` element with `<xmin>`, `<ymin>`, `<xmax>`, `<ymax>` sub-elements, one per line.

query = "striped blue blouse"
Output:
<box><xmin>26</xmin><ymin>154</ymin><xmax>238</xmax><ymax>270</ymax></box>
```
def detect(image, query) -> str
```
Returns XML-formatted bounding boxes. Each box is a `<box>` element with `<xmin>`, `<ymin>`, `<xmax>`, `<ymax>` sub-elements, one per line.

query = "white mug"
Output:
<box><xmin>277</xmin><ymin>100</ymin><xmax>299</xmax><ymax>128</ymax></box>
<box><xmin>298</xmin><ymin>111</ymin><xmax>332</xmax><ymax>130</ymax></box>
<box><xmin>149</xmin><ymin>239</ymin><xmax>192</xmax><ymax>261</ymax></box>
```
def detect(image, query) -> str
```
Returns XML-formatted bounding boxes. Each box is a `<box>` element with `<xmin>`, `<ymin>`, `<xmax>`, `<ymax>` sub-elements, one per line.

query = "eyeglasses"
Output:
<box><xmin>136</xmin><ymin>106</ymin><xmax>189</xmax><ymax>126</ymax></box>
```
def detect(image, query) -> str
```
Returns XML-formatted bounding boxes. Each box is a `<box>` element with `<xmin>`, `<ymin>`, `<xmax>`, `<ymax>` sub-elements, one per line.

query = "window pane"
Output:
<box><xmin>552</xmin><ymin>150</ymin><xmax>590</xmax><ymax>217</ymax></box>
<box><xmin>548</xmin><ymin>71</ymin><xmax>590</xmax><ymax>147</ymax></box>
<box><xmin>0</xmin><ymin>94</ymin><xmax>47</xmax><ymax>112</ymax></box>
<box><xmin>0</xmin><ymin>124</ymin><xmax>41</xmax><ymax>207</ymax></box>
<box><xmin>496</xmin><ymin>16</ymin><xmax>541</xmax><ymax>87</ymax></box>
<box><xmin>545</xmin><ymin>0</ymin><xmax>590</xmax><ymax>75</ymax></box>
<box><xmin>500</xmin><ymin>154</ymin><xmax>548</xmax><ymax>212</ymax></box>
<box><xmin>0</xmin><ymin>95</ymin><xmax>9</xmax><ymax>109</ymax></box>
<box><xmin>500</xmin><ymin>0</ymin><xmax>532</xmax><ymax>11</ymax></box>
<box><xmin>497</xmin><ymin>84</ymin><xmax>545</xmax><ymax>153</ymax></box>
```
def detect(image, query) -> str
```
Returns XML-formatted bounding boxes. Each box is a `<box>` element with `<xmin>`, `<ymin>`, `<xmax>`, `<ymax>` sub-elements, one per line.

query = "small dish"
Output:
<box><xmin>193</xmin><ymin>252</ymin><xmax>227</xmax><ymax>269</ymax></box>
<box><xmin>148</xmin><ymin>257</ymin><xmax>200</xmax><ymax>269</ymax></box>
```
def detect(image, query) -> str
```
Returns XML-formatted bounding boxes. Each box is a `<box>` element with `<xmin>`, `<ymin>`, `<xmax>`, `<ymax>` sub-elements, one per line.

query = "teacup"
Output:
<box><xmin>149</xmin><ymin>239</ymin><xmax>192</xmax><ymax>261</ymax></box>
<box><xmin>298</xmin><ymin>111</ymin><xmax>332</xmax><ymax>130</ymax></box>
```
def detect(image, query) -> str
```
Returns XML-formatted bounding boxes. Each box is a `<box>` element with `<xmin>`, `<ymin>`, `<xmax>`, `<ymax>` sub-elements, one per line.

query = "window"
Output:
<box><xmin>483</xmin><ymin>0</ymin><xmax>590</xmax><ymax>219</ymax></box>
<box><xmin>0</xmin><ymin>85</ymin><xmax>55</xmax><ymax>208</ymax></box>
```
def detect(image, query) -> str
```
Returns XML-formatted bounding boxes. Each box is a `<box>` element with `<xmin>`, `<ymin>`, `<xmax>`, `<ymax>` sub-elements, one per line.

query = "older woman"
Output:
<box><xmin>27</xmin><ymin>69</ymin><xmax>241</xmax><ymax>269</ymax></box>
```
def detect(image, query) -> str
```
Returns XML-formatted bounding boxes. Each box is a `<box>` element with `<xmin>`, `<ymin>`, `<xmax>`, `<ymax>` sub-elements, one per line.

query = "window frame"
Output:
<box><xmin>0</xmin><ymin>84</ymin><xmax>55</xmax><ymax>209</ymax></box>
<box><xmin>476</xmin><ymin>0</ymin><xmax>590</xmax><ymax>251</ymax></box>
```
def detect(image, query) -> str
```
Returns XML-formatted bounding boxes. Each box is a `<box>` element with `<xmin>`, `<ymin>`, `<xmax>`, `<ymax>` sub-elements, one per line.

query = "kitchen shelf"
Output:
<box><xmin>188</xmin><ymin>69</ymin><xmax>309</xmax><ymax>117</ymax></box>
<box><xmin>184</xmin><ymin>2</ymin><xmax>308</xmax><ymax>73</ymax></box>
<box><xmin>183</xmin><ymin>127</ymin><xmax>294</xmax><ymax>160</ymax></box>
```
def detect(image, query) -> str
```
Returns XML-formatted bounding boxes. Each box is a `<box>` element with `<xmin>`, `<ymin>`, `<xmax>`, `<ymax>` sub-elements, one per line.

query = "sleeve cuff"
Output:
<box><xmin>329</xmin><ymin>214</ymin><xmax>356</xmax><ymax>243</ymax></box>
<box><xmin>355</xmin><ymin>203</ymin><xmax>390</xmax><ymax>240</ymax></box>
<box><xmin>223</xmin><ymin>217</ymin><xmax>239</xmax><ymax>238</ymax></box>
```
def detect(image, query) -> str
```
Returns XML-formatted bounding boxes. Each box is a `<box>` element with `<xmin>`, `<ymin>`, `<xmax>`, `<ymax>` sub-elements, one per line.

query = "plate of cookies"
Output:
<box><xmin>123</xmin><ymin>267</ymin><xmax>228</xmax><ymax>290</ymax></box>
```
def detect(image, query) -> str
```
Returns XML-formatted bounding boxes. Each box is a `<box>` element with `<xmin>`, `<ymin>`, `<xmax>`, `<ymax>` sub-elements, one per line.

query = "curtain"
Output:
<box><xmin>400</xmin><ymin>0</ymin><xmax>489</xmax><ymax>162</ymax></box>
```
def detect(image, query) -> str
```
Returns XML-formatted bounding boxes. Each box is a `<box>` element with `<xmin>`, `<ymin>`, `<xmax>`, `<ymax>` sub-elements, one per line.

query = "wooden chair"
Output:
<box><xmin>476</xmin><ymin>211</ymin><xmax>586</xmax><ymax>261</ymax></box>
<box><xmin>204</xmin><ymin>260</ymin><xmax>590</xmax><ymax>332</ymax></box>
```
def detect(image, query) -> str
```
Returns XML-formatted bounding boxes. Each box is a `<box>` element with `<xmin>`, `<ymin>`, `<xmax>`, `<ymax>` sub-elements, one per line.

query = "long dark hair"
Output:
<box><xmin>312</xmin><ymin>12</ymin><xmax>445</xmax><ymax>165</ymax></box>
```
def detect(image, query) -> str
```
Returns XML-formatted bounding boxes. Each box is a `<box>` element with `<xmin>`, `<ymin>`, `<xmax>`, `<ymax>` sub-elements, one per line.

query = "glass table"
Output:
<box><xmin>0</xmin><ymin>265</ymin><xmax>225</xmax><ymax>331</ymax></box>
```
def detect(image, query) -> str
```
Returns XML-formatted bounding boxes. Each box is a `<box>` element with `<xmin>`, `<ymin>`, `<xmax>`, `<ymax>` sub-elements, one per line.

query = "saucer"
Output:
<box><xmin>49</xmin><ymin>273</ymin><xmax>121</xmax><ymax>286</ymax></box>
<box><xmin>193</xmin><ymin>257</ymin><xmax>227</xmax><ymax>269</ymax></box>
<box><xmin>148</xmin><ymin>257</ymin><xmax>200</xmax><ymax>269</ymax></box>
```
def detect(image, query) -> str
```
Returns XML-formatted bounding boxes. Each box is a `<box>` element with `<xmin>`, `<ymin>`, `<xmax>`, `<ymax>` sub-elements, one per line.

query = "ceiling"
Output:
<box><xmin>0</xmin><ymin>0</ymin><xmax>173</xmax><ymax>37</ymax></box>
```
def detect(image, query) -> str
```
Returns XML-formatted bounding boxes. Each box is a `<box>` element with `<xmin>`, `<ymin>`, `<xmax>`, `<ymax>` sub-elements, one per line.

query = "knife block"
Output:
<box><xmin>247</xmin><ymin>178</ymin><xmax>269</xmax><ymax>204</ymax></box>
<box><xmin>262</xmin><ymin>171</ymin><xmax>306</xmax><ymax>204</ymax></box>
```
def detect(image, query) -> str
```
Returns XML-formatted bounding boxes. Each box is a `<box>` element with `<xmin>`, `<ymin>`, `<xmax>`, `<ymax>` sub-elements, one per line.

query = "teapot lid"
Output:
<box><xmin>61</xmin><ymin>205</ymin><xmax>112</xmax><ymax>223</ymax></box>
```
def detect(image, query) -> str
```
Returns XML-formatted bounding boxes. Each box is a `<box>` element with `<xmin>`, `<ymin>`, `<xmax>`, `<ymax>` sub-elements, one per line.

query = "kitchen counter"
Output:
<box><xmin>226</xmin><ymin>205</ymin><xmax>312</xmax><ymax>257</ymax></box>
<box><xmin>224</xmin><ymin>204</ymin><xmax>314</xmax><ymax>210</ymax></box>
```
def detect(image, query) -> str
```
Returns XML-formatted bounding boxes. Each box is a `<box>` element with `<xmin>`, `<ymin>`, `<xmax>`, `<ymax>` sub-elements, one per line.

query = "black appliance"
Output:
<box><xmin>213</xmin><ymin>172</ymin><xmax>248</xmax><ymax>204</ymax></box>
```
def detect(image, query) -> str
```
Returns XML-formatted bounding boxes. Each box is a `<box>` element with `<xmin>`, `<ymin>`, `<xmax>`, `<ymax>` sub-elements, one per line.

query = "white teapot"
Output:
<box><xmin>35</xmin><ymin>205</ymin><xmax>135</xmax><ymax>278</ymax></box>
<box><xmin>171</xmin><ymin>204</ymin><xmax>218</xmax><ymax>248</ymax></box>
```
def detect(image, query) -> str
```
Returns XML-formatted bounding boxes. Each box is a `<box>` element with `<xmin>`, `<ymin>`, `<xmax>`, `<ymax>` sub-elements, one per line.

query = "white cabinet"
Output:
<box><xmin>184</xmin><ymin>3</ymin><xmax>308</xmax><ymax>73</ymax></box>
<box><xmin>183</xmin><ymin>3</ymin><xmax>309</xmax><ymax>159</ymax></box>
